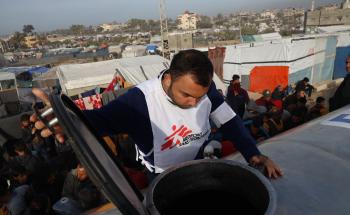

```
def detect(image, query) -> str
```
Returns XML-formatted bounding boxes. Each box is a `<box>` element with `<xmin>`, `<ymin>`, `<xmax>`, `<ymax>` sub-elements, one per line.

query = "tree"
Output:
<box><xmin>96</xmin><ymin>26</ymin><xmax>104</xmax><ymax>33</ymax></box>
<box><xmin>69</xmin><ymin>25</ymin><xmax>85</xmax><ymax>35</ymax></box>
<box><xmin>8</xmin><ymin>32</ymin><xmax>26</xmax><ymax>50</ymax></box>
<box><xmin>241</xmin><ymin>25</ymin><xmax>258</xmax><ymax>35</ymax></box>
<box><xmin>23</xmin><ymin>25</ymin><xmax>34</xmax><ymax>35</ymax></box>
<box><xmin>214</xmin><ymin>13</ymin><xmax>226</xmax><ymax>26</ymax></box>
<box><xmin>197</xmin><ymin>15</ymin><xmax>213</xmax><ymax>29</ymax></box>
<box><xmin>37</xmin><ymin>34</ymin><xmax>48</xmax><ymax>46</ymax></box>
<box><xmin>261</xmin><ymin>28</ymin><xmax>275</xmax><ymax>34</ymax></box>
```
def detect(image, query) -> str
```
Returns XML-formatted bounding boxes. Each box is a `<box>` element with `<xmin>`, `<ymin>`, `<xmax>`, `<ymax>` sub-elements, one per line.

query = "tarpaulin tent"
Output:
<box><xmin>113</xmin><ymin>55</ymin><xmax>228</xmax><ymax>95</ymax></box>
<box><xmin>333</xmin><ymin>33</ymin><xmax>350</xmax><ymax>79</ymax></box>
<box><xmin>58</xmin><ymin>55</ymin><xmax>229</xmax><ymax>97</ymax></box>
<box><xmin>249</xmin><ymin>66</ymin><xmax>289</xmax><ymax>93</ymax></box>
<box><xmin>57</xmin><ymin>60</ymin><xmax>118</xmax><ymax>96</ymax></box>
<box><xmin>32</xmin><ymin>67</ymin><xmax>59</xmax><ymax>88</ymax></box>
<box><xmin>221</xmin><ymin>34</ymin><xmax>339</xmax><ymax>92</ymax></box>
<box><xmin>0</xmin><ymin>72</ymin><xmax>16</xmax><ymax>92</ymax></box>
<box><xmin>0</xmin><ymin>72</ymin><xmax>19</xmax><ymax>117</ymax></box>
<box><xmin>114</xmin><ymin>55</ymin><xmax>169</xmax><ymax>85</ymax></box>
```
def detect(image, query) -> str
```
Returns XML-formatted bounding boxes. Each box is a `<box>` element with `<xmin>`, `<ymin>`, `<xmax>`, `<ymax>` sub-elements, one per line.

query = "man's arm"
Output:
<box><xmin>208</xmin><ymin>83</ymin><xmax>260</xmax><ymax>161</ymax></box>
<box><xmin>83</xmin><ymin>87</ymin><xmax>145</xmax><ymax>136</ymax></box>
<box><xmin>208</xmin><ymin>82</ymin><xmax>283</xmax><ymax>178</ymax></box>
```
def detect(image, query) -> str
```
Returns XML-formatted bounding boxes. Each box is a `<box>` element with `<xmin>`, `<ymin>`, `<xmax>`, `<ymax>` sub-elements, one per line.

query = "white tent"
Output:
<box><xmin>115</xmin><ymin>55</ymin><xmax>227</xmax><ymax>94</ymax></box>
<box><xmin>115</xmin><ymin>55</ymin><xmax>169</xmax><ymax>85</ymax></box>
<box><xmin>0</xmin><ymin>72</ymin><xmax>16</xmax><ymax>91</ymax></box>
<box><xmin>0</xmin><ymin>72</ymin><xmax>15</xmax><ymax>81</ymax></box>
<box><xmin>57</xmin><ymin>55</ymin><xmax>227</xmax><ymax>96</ymax></box>
<box><xmin>57</xmin><ymin>60</ymin><xmax>118</xmax><ymax>96</ymax></box>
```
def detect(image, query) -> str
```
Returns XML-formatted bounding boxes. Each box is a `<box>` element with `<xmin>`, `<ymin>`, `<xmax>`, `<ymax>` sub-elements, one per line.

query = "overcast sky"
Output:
<box><xmin>0</xmin><ymin>0</ymin><xmax>340</xmax><ymax>35</ymax></box>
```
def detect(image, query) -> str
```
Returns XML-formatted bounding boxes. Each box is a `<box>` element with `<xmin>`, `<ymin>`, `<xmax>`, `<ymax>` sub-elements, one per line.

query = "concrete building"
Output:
<box><xmin>177</xmin><ymin>11</ymin><xmax>199</xmax><ymax>30</ymax></box>
<box><xmin>99</xmin><ymin>23</ymin><xmax>124</xmax><ymax>32</ymax></box>
<box><xmin>168</xmin><ymin>32</ymin><xmax>193</xmax><ymax>52</ymax></box>
<box><xmin>260</xmin><ymin>10</ymin><xmax>276</xmax><ymax>19</ymax></box>
<box><xmin>305</xmin><ymin>1</ymin><xmax>350</xmax><ymax>31</ymax></box>
<box><xmin>23</xmin><ymin>35</ymin><xmax>39</xmax><ymax>48</ymax></box>
<box><xmin>283</xmin><ymin>8</ymin><xmax>305</xmax><ymax>17</ymax></box>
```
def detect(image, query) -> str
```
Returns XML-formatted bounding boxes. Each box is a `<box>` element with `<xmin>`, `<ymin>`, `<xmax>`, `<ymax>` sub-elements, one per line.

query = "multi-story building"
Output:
<box><xmin>23</xmin><ymin>35</ymin><xmax>39</xmax><ymax>48</ymax></box>
<box><xmin>177</xmin><ymin>11</ymin><xmax>199</xmax><ymax>30</ymax></box>
<box><xmin>260</xmin><ymin>10</ymin><xmax>276</xmax><ymax>19</ymax></box>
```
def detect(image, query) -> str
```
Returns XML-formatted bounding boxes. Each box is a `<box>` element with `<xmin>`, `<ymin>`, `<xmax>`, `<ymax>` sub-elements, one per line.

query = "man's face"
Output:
<box><xmin>297</xmin><ymin>91</ymin><xmax>305</xmax><ymax>98</ymax></box>
<box><xmin>14</xmin><ymin>174</ymin><xmax>28</xmax><ymax>184</ymax></box>
<box><xmin>233</xmin><ymin>79</ymin><xmax>240</xmax><ymax>84</ymax></box>
<box><xmin>77</xmin><ymin>166</ymin><xmax>88</xmax><ymax>181</ymax></box>
<box><xmin>164</xmin><ymin>74</ymin><xmax>210</xmax><ymax>109</ymax></box>
<box><xmin>346</xmin><ymin>56</ymin><xmax>350</xmax><ymax>73</ymax></box>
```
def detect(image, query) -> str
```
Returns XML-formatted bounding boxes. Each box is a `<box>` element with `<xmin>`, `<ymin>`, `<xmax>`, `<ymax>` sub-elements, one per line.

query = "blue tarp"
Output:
<box><xmin>0</xmin><ymin>66</ymin><xmax>49</xmax><ymax>75</ymax></box>
<box><xmin>146</xmin><ymin>44</ymin><xmax>158</xmax><ymax>53</ymax></box>
<box><xmin>333</xmin><ymin>46</ymin><xmax>350</xmax><ymax>79</ymax></box>
<box><xmin>26</xmin><ymin>67</ymin><xmax>49</xmax><ymax>74</ymax></box>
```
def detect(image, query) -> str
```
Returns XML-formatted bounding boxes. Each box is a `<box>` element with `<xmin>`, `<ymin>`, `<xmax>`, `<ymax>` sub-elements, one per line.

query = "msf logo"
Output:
<box><xmin>161</xmin><ymin>125</ymin><xmax>192</xmax><ymax>151</ymax></box>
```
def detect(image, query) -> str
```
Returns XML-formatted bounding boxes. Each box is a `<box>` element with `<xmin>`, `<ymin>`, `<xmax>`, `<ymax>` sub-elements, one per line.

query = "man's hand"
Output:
<box><xmin>30</xmin><ymin>88</ymin><xmax>65</xmax><ymax>143</ymax></box>
<box><xmin>249</xmin><ymin>154</ymin><xmax>283</xmax><ymax>179</ymax></box>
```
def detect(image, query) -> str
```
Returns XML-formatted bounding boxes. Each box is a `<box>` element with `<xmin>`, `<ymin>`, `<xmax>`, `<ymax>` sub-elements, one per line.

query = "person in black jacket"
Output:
<box><xmin>330</xmin><ymin>55</ymin><xmax>350</xmax><ymax>111</ymax></box>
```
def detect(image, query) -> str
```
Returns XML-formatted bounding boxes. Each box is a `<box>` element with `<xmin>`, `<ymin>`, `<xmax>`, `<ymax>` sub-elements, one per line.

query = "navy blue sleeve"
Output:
<box><xmin>220</xmin><ymin>116</ymin><xmax>261</xmax><ymax>161</ymax></box>
<box><xmin>207</xmin><ymin>82</ymin><xmax>261</xmax><ymax>162</ymax></box>
<box><xmin>83</xmin><ymin>87</ymin><xmax>154</xmax><ymax>154</ymax></box>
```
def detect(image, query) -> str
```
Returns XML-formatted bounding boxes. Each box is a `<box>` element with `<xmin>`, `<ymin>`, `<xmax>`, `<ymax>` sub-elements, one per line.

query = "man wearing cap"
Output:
<box><xmin>255</xmin><ymin>89</ymin><xmax>275</xmax><ymax>112</ymax></box>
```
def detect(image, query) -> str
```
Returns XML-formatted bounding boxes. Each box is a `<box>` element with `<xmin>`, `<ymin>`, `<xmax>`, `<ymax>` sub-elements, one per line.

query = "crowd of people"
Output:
<box><xmin>0</xmin><ymin>114</ymin><xmax>107</xmax><ymax>215</ymax></box>
<box><xmin>222</xmin><ymin>75</ymin><xmax>327</xmax><ymax>144</ymax></box>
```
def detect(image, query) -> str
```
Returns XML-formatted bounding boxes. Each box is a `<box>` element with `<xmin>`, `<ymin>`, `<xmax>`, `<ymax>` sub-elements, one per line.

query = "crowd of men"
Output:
<box><xmin>0</xmin><ymin>114</ymin><xmax>106</xmax><ymax>215</ymax></box>
<box><xmin>223</xmin><ymin>75</ymin><xmax>327</xmax><ymax>144</ymax></box>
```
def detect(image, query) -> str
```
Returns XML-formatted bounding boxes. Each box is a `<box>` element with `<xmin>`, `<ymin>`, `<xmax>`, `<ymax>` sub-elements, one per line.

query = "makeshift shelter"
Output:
<box><xmin>112</xmin><ymin>55</ymin><xmax>227</xmax><ymax>95</ymax></box>
<box><xmin>57</xmin><ymin>60</ymin><xmax>118</xmax><ymax>96</ymax></box>
<box><xmin>0</xmin><ymin>72</ymin><xmax>16</xmax><ymax>92</ymax></box>
<box><xmin>122</xmin><ymin>45</ymin><xmax>147</xmax><ymax>58</ymax></box>
<box><xmin>32</xmin><ymin>67</ymin><xmax>59</xmax><ymax>88</ymax></box>
<box><xmin>333</xmin><ymin>33</ymin><xmax>350</xmax><ymax>79</ymax></box>
<box><xmin>0</xmin><ymin>72</ymin><xmax>19</xmax><ymax>117</ymax></box>
<box><xmin>220</xmin><ymin>34</ymin><xmax>339</xmax><ymax>93</ymax></box>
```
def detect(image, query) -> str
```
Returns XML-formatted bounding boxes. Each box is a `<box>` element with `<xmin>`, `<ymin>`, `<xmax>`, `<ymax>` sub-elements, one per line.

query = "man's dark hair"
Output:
<box><xmin>232</xmin><ymin>74</ymin><xmax>240</xmax><ymax>81</ymax></box>
<box><xmin>168</xmin><ymin>49</ymin><xmax>213</xmax><ymax>87</ymax></box>
<box><xmin>14</xmin><ymin>142</ymin><xmax>27</xmax><ymax>153</ymax></box>
<box><xmin>303</xmin><ymin>77</ymin><xmax>309</xmax><ymax>82</ymax></box>
<box><xmin>10</xmin><ymin>165</ymin><xmax>28</xmax><ymax>177</ymax></box>
<box><xmin>20</xmin><ymin>114</ymin><xmax>30</xmax><ymax>122</ymax></box>
<box><xmin>298</xmin><ymin>97</ymin><xmax>307</xmax><ymax>105</ymax></box>
<box><xmin>316</xmin><ymin>96</ymin><xmax>325</xmax><ymax>104</ymax></box>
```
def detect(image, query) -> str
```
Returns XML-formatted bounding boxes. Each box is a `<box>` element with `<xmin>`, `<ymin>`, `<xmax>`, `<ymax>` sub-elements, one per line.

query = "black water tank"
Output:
<box><xmin>146</xmin><ymin>159</ymin><xmax>276</xmax><ymax>215</ymax></box>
